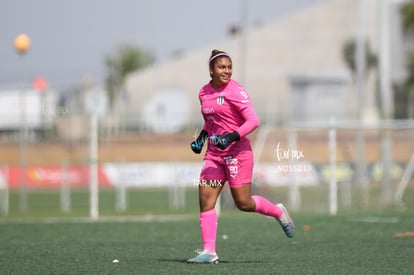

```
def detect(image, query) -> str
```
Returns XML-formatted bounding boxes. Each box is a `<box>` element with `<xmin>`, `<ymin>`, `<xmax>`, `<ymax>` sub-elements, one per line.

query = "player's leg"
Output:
<box><xmin>187</xmin><ymin>160</ymin><xmax>225</xmax><ymax>264</ymax></box>
<box><xmin>227</xmin><ymin>151</ymin><xmax>295</xmax><ymax>238</ymax></box>
<box><xmin>230</xmin><ymin>183</ymin><xmax>279</xmax><ymax>216</ymax></box>
<box><xmin>230</xmin><ymin>184</ymin><xmax>295</xmax><ymax>238</ymax></box>
<box><xmin>226</xmin><ymin>151</ymin><xmax>278</xmax><ymax>214</ymax></box>
<box><xmin>198</xmin><ymin>180</ymin><xmax>223</xmax><ymax>253</ymax></box>
<box><xmin>198</xmin><ymin>178</ymin><xmax>224</xmax><ymax>212</ymax></box>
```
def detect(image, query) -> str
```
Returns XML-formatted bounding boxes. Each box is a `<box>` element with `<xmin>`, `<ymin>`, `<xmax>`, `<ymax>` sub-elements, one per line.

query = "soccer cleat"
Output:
<box><xmin>187</xmin><ymin>249</ymin><xmax>219</xmax><ymax>264</ymax></box>
<box><xmin>276</xmin><ymin>203</ymin><xmax>295</xmax><ymax>238</ymax></box>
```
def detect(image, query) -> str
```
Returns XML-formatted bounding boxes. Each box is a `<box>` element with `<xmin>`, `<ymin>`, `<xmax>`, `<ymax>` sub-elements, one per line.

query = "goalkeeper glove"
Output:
<box><xmin>191</xmin><ymin>130</ymin><xmax>208</xmax><ymax>154</ymax></box>
<box><xmin>210</xmin><ymin>131</ymin><xmax>240</xmax><ymax>150</ymax></box>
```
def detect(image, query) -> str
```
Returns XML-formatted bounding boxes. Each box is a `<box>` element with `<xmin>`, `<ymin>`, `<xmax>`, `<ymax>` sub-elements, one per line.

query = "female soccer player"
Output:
<box><xmin>187</xmin><ymin>49</ymin><xmax>295</xmax><ymax>264</ymax></box>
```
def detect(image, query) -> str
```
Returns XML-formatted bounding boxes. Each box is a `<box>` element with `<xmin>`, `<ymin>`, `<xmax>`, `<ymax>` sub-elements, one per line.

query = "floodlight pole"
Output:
<box><xmin>355</xmin><ymin>0</ymin><xmax>368</xmax><ymax>207</ymax></box>
<box><xmin>239</xmin><ymin>0</ymin><xmax>248</xmax><ymax>86</ymax></box>
<box><xmin>329</xmin><ymin>117</ymin><xmax>337</xmax><ymax>215</ymax></box>
<box><xmin>14</xmin><ymin>34</ymin><xmax>31</xmax><ymax>212</ymax></box>
<box><xmin>19</xmin><ymin>83</ymin><xmax>28</xmax><ymax>212</ymax></box>
<box><xmin>378</xmin><ymin>0</ymin><xmax>395</xmax><ymax>208</ymax></box>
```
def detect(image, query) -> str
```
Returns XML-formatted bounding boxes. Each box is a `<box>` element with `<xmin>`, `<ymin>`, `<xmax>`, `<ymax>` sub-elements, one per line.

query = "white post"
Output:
<box><xmin>379</xmin><ymin>0</ymin><xmax>394</xmax><ymax>207</ymax></box>
<box><xmin>253</xmin><ymin>125</ymin><xmax>271</xmax><ymax>163</ymax></box>
<box><xmin>169</xmin><ymin>161</ymin><xmax>179</xmax><ymax>210</ymax></box>
<box><xmin>0</xmin><ymin>165</ymin><xmax>9</xmax><ymax>216</ymax></box>
<box><xmin>239</xmin><ymin>0</ymin><xmax>248</xmax><ymax>86</ymax></box>
<box><xmin>116</xmin><ymin>162</ymin><xmax>127</xmax><ymax>212</ymax></box>
<box><xmin>356</xmin><ymin>0</ymin><xmax>367</xmax><ymax>115</ymax></box>
<box><xmin>19</xmin><ymin>88</ymin><xmax>28</xmax><ymax>212</ymax></box>
<box><xmin>379</xmin><ymin>0</ymin><xmax>393</xmax><ymax>119</ymax></box>
<box><xmin>329</xmin><ymin>117</ymin><xmax>337</xmax><ymax>215</ymax></box>
<box><xmin>116</xmin><ymin>184</ymin><xmax>127</xmax><ymax>212</ymax></box>
<box><xmin>356</xmin><ymin>0</ymin><xmax>369</xmax><ymax>207</ymax></box>
<box><xmin>288</xmin><ymin>128</ymin><xmax>300</xmax><ymax>210</ymax></box>
<box><xmin>60</xmin><ymin>160</ymin><xmax>71</xmax><ymax>213</ymax></box>
<box><xmin>169</xmin><ymin>161</ymin><xmax>186</xmax><ymax>210</ymax></box>
<box><xmin>394</xmin><ymin>153</ymin><xmax>414</xmax><ymax>206</ymax></box>
<box><xmin>89</xmin><ymin>113</ymin><xmax>99</xmax><ymax>220</ymax></box>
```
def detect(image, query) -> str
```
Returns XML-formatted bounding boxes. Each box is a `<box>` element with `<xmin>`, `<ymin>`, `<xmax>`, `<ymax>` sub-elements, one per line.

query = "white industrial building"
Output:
<box><xmin>117</xmin><ymin>0</ymin><xmax>407</xmax><ymax>133</ymax></box>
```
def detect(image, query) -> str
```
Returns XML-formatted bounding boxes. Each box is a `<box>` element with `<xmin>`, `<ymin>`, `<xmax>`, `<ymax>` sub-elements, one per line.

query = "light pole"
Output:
<box><xmin>355</xmin><ymin>0</ymin><xmax>368</xmax><ymax>207</ymax></box>
<box><xmin>378</xmin><ymin>0</ymin><xmax>409</xmax><ymax>207</ymax></box>
<box><xmin>14</xmin><ymin>34</ymin><xmax>31</xmax><ymax>212</ymax></box>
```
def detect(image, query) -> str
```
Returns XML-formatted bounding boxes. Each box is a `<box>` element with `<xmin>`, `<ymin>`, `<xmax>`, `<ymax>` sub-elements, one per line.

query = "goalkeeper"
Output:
<box><xmin>187</xmin><ymin>49</ymin><xmax>295</xmax><ymax>264</ymax></box>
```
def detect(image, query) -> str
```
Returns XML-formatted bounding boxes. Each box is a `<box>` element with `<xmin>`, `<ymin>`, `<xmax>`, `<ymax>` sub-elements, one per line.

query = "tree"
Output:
<box><xmin>105</xmin><ymin>44</ymin><xmax>155</xmax><ymax>108</ymax></box>
<box><xmin>342</xmin><ymin>38</ymin><xmax>377</xmax><ymax>78</ymax></box>
<box><xmin>400</xmin><ymin>0</ymin><xmax>414</xmax><ymax>118</ymax></box>
<box><xmin>341</xmin><ymin>38</ymin><xmax>377</xmax><ymax>119</ymax></box>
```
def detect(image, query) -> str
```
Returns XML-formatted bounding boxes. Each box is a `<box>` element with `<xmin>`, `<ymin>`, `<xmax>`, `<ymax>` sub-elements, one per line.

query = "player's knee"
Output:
<box><xmin>199</xmin><ymin>202</ymin><xmax>216</xmax><ymax>212</ymax></box>
<box><xmin>235</xmin><ymin>199</ymin><xmax>254</xmax><ymax>212</ymax></box>
<box><xmin>199</xmin><ymin>194</ymin><xmax>217</xmax><ymax>211</ymax></box>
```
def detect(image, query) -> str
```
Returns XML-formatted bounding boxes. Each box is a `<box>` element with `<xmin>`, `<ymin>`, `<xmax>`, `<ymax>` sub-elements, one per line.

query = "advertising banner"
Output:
<box><xmin>6</xmin><ymin>166</ymin><xmax>110</xmax><ymax>189</ymax></box>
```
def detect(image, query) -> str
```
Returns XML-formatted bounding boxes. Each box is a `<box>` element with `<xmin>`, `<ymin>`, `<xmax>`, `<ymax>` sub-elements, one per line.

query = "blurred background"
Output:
<box><xmin>0</xmin><ymin>0</ymin><xmax>413</xmax><ymax>218</ymax></box>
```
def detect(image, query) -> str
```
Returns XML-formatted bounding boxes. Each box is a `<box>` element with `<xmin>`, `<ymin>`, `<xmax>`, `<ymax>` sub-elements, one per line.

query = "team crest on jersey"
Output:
<box><xmin>217</xmin><ymin>96</ymin><xmax>224</xmax><ymax>105</ymax></box>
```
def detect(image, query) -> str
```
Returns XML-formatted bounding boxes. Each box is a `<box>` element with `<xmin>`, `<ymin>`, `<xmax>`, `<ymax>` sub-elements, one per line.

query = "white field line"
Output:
<box><xmin>349</xmin><ymin>216</ymin><xmax>400</xmax><ymax>224</ymax></box>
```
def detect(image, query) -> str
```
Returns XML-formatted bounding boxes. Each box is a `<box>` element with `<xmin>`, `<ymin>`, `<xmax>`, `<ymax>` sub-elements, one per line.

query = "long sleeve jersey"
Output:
<box><xmin>199</xmin><ymin>79</ymin><xmax>260</xmax><ymax>156</ymax></box>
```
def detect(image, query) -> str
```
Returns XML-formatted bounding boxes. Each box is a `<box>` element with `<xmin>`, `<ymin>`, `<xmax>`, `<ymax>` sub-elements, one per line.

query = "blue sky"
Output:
<box><xmin>0</xmin><ymin>0</ymin><xmax>318</xmax><ymax>92</ymax></box>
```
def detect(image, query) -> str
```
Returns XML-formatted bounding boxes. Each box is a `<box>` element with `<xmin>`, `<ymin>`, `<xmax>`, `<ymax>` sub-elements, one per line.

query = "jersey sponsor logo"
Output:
<box><xmin>239</xmin><ymin>87</ymin><xmax>249</xmax><ymax>99</ymax></box>
<box><xmin>217</xmin><ymin>96</ymin><xmax>224</xmax><ymax>105</ymax></box>
<box><xmin>202</xmin><ymin>107</ymin><xmax>215</xmax><ymax>114</ymax></box>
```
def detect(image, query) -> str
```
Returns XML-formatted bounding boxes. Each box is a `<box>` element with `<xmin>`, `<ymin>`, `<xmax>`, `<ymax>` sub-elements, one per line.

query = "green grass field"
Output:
<box><xmin>1</xmin><ymin>188</ymin><xmax>414</xmax><ymax>274</ymax></box>
<box><xmin>1</xmin><ymin>211</ymin><xmax>413</xmax><ymax>274</ymax></box>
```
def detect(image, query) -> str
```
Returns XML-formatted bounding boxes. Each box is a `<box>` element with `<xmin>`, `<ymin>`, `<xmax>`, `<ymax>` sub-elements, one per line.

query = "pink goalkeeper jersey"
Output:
<box><xmin>199</xmin><ymin>79</ymin><xmax>260</xmax><ymax>156</ymax></box>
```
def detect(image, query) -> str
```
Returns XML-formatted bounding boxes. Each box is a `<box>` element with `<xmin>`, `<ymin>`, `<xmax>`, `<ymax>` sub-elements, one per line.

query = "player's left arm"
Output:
<box><xmin>231</xmin><ymin>87</ymin><xmax>260</xmax><ymax>138</ymax></box>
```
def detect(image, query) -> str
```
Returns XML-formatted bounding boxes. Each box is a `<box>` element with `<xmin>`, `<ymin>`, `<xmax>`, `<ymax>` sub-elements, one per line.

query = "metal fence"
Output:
<box><xmin>250</xmin><ymin>119</ymin><xmax>414</xmax><ymax>213</ymax></box>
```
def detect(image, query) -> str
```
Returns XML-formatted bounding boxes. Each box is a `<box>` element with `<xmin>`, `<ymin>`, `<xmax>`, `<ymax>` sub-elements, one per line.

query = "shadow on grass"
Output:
<box><xmin>158</xmin><ymin>259</ymin><xmax>264</xmax><ymax>264</ymax></box>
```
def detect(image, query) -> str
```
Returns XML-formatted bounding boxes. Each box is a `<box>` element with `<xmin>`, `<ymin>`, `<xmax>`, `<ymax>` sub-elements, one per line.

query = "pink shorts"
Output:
<box><xmin>200</xmin><ymin>150</ymin><xmax>254</xmax><ymax>188</ymax></box>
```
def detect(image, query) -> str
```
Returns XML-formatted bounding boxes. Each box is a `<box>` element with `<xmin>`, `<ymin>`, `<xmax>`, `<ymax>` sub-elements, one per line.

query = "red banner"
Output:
<box><xmin>2</xmin><ymin>166</ymin><xmax>110</xmax><ymax>189</ymax></box>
